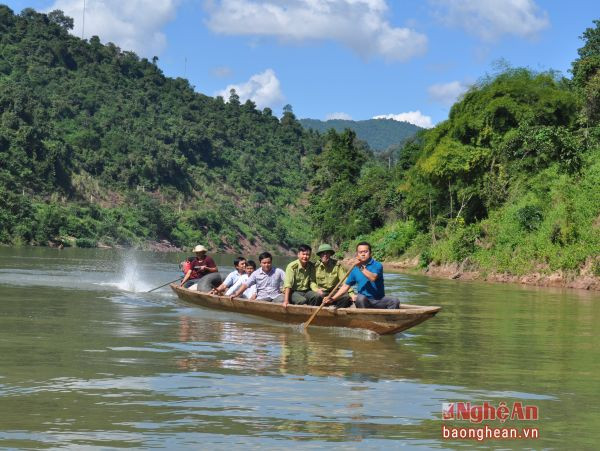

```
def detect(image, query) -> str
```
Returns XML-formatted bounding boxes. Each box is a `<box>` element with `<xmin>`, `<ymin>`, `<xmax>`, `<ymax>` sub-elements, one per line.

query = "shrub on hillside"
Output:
<box><xmin>516</xmin><ymin>205</ymin><xmax>544</xmax><ymax>232</ymax></box>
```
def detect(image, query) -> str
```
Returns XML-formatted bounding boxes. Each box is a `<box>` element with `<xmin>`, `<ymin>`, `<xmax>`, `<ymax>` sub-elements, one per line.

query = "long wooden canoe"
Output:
<box><xmin>170</xmin><ymin>284</ymin><xmax>441</xmax><ymax>335</ymax></box>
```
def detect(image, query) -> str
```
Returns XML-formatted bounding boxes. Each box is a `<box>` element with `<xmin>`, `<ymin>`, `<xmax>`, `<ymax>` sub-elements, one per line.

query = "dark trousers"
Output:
<box><xmin>183</xmin><ymin>278</ymin><xmax>201</xmax><ymax>289</ymax></box>
<box><xmin>261</xmin><ymin>294</ymin><xmax>285</xmax><ymax>303</ymax></box>
<box><xmin>290</xmin><ymin>290</ymin><xmax>322</xmax><ymax>306</ymax></box>
<box><xmin>355</xmin><ymin>294</ymin><xmax>400</xmax><ymax>309</ymax></box>
<box><xmin>322</xmin><ymin>290</ymin><xmax>352</xmax><ymax>308</ymax></box>
<box><xmin>184</xmin><ymin>273</ymin><xmax>223</xmax><ymax>291</ymax></box>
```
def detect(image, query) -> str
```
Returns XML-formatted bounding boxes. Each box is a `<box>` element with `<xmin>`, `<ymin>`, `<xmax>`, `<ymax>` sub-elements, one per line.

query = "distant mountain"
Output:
<box><xmin>299</xmin><ymin>118</ymin><xmax>421</xmax><ymax>151</ymax></box>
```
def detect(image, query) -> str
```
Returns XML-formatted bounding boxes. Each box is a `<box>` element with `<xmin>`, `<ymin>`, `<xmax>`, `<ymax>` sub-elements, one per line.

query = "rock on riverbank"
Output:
<box><xmin>381</xmin><ymin>258</ymin><xmax>600</xmax><ymax>291</ymax></box>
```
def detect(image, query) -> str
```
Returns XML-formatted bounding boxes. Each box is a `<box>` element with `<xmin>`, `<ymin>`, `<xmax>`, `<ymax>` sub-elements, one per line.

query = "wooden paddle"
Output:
<box><xmin>147</xmin><ymin>276</ymin><xmax>183</xmax><ymax>293</ymax></box>
<box><xmin>302</xmin><ymin>265</ymin><xmax>354</xmax><ymax>330</ymax></box>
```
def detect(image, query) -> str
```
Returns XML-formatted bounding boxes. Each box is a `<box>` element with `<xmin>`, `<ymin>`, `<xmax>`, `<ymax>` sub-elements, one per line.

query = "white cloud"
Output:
<box><xmin>431</xmin><ymin>0</ymin><xmax>549</xmax><ymax>40</ymax></box>
<box><xmin>373</xmin><ymin>111</ymin><xmax>433</xmax><ymax>128</ymax></box>
<box><xmin>215</xmin><ymin>69</ymin><xmax>284</xmax><ymax>109</ymax></box>
<box><xmin>47</xmin><ymin>0</ymin><xmax>180</xmax><ymax>56</ymax></box>
<box><xmin>428</xmin><ymin>80</ymin><xmax>470</xmax><ymax>106</ymax></box>
<box><xmin>326</xmin><ymin>112</ymin><xmax>353</xmax><ymax>120</ymax></box>
<box><xmin>204</xmin><ymin>0</ymin><xmax>427</xmax><ymax>61</ymax></box>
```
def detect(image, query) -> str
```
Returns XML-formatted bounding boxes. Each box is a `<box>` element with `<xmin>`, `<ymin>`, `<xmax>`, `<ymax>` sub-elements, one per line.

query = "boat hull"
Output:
<box><xmin>170</xmin><ymin>284</ymin><xmax>441</xmax><ymax>335</ymax></box>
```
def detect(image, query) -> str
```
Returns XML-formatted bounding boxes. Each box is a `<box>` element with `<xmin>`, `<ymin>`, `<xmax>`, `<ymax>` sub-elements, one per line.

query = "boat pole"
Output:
<box><xmin>147</xmin><ymin>276</ymin><xmax>183</xmax><ymax>293</ymax></box>
<box><xmin>303</xmin><ymin>265</ymin><xmax>354</xmax><ymax>330</ymax></box>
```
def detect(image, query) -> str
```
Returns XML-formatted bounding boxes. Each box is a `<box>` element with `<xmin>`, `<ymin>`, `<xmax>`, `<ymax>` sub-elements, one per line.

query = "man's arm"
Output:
<box><xmin>314</xmin><ymin>264</ymin><xmax>326</xmax><ymax>297</ymax></box>
<box><xmin>212</xmin><ymin>281</ymin><xmax>227</xmax><ymax>294</ymax></box>
<box><xmin>309</xmin><ymin>266</ymin><xmax>319</xmax><ymax>292</ymax></box>
<box><xmin>359</xmin><ymin>264</ymin><xmax>378</xmax><ymax>282</ymax></box>
<box><xmin>224</xmin><ymin>277</ymin><xmax>243</xmax><ymax>296</ymax></box>
<box><xmin>229</xmin><ymin>283</ymin><xmax>248</xmax><ymax>299</ymax></box>
<box><xmin>283</xmin><ymin>264</ymin><xmax>294</xmax><ymax>291</ymax></box>
<box><xmin>278</xmin><ymin>268</ymin><xmax>287</xmax><ymax>292</ymax></box>
<box><xmin>283</xmin><ymin>287</ymin><xmax>291</xmax><ymax>307</ymax></box>
<box><xmin>324</xmin><ymin>264</ymin><xmax>359</xmax><ymax>304</ymax></box>
<box><xmin>213</xmin><ymin>272</ymin><xmax>234</xmax><ymax>294</ymax></box>
<box><xmin>204</xmin><ymin>257</ymin><xmax>218</xmax><ymax>273</ymax></box>
<box><xmin>279</xmin><ymin>268</ymin><xmax>290</xmax><ymax>307</ymax></box>
<box><xmin>212</xmin><ymin>285</ymin><xmax>223</xmax><ymax>294</ymax></box>
<box><xmin>337</xmin><ymin>263</ymin><xmax>354</xmax><ymax>296</ymax></box>
<box><xmin>180</xmin><ymin>269</ymin><xmax>192</xmax><ymax>286</ymax></box>
<box><xmin>231</xmin><ymin>273</ymin><xmax>256</xmax><ymax>298</ymax></box>
<box><xmin>324</xmin><ymin>283</ymin><xmax>351</xmax><ymax>305</ymax></box>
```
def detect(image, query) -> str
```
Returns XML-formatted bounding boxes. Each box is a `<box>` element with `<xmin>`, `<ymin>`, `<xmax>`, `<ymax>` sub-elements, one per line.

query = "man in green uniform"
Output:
<box><xmin>283</xmin><ymin>244</ymin><xmax>322</xmax><ymax>307</ymax></box>
<box><xmin>315</xmin><ymin>244</ymin><xmax>353</xmax><ymax>308</ymax></box>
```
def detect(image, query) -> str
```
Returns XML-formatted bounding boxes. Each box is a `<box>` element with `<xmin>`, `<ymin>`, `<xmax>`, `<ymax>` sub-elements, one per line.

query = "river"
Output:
<box><xmin>0</xmin><ymin>247</ymin><xmax>598</xmax><ymax>449</ymax></box>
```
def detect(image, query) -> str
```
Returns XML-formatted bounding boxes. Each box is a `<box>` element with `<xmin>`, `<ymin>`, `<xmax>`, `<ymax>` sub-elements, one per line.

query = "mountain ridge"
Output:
<box><xmin>299</xmin><ymin>118</ymin><xmax>421</xmax><ymax>151</ymax></box>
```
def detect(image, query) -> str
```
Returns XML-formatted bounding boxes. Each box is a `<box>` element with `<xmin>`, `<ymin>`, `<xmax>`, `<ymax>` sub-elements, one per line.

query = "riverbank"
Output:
<box><xmin>379</xmin><ymin>257</ymin><xmax>600</xmax><ymax>291</ymax></box>
<box><xmin>34</xmin><ymin>238</ymin><xmax>296</xmax><ymax>256</ymax></box>
<box><xmin>13</xmin><ymin>240</ymin><xmax>600</xmax><ymax>291</ymax></box>
<box><xmin>41</xmin><ymin>238</ymin><xmax>184</xmax><ymax>253</ymax></box>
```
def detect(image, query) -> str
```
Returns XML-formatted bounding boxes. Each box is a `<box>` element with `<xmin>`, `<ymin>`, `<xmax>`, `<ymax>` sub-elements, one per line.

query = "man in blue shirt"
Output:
<box><xmin>324</xmin><ymin>241</ymin><xmax>400</xmax><ymax>309</ymax></box>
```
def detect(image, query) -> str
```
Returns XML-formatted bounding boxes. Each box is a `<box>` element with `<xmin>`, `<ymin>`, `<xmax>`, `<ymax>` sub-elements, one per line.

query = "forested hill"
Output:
<box><xmin>306</xmin><ymin>19</ymin><xmax>600</xmax><ymax>283</ymax></box>
<box><xmin>0</xmin><ymin>6</ymin><xmax>322</xmax><ymax>251</ymax></box>
<box><xmin>2</xmin><ymin>6</ymin><xmax>599</xmax><ymax>284</ymax></box>
<box><xmin>299</xmin><ymin>118</ymin><xmax>420</xmax><ymax>151</ymax></box>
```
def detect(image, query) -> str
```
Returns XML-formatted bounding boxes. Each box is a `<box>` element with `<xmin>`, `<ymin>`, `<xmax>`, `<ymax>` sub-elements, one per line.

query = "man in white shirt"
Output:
<box><xmin>212</xmin><ymin>257</ymin><xmax>246</xmax><ymax>295</ymax></box>
<box><xmin>226</xmin><ymin>260</ymin><xmax>257</xmax><ymax>299</ymax></box>
<box><xmin>229</xmin><ymin>252</ymin><xmax>285</xmax><ymax>302</ymax></box>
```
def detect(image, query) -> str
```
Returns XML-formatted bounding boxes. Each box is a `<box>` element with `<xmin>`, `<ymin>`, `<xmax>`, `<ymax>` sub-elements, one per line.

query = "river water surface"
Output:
<box><xmin>0</xmin><ymin>247</ymin><xmax>599</xmax><ymax>449</ymax></box>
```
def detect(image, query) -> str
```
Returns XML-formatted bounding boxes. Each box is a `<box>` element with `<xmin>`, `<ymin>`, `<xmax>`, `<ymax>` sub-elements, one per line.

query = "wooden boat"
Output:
<box><xmin>170</xmin><ymin>284</ymin><xmax>441</xmax><ymax>335</ymax></box>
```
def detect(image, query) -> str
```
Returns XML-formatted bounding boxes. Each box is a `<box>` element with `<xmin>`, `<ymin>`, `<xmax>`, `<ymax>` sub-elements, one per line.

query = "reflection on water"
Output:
<box><xmin>0</xmin><ymin>247</ymin><xmax>599</xmax><ymax>449</ymax></box>
<box><xmin>175</xmin><ymin>316</ymin><xmax>420</xmax><ymax>381</ymax></box>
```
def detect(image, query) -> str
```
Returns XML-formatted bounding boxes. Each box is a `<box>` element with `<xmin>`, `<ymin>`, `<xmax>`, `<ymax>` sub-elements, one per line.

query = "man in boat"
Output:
<box><xmin>180</xmin><ymin>244</ymin><xmax>219</xmax><ymax>289</ymax></box>
<box><xmin>229</xmin><ymin>252</ymin><xmax>285</xmax><ymax>302</ymax></box>
<box><xmin>324</xmin><ymin>241</ymin><xmax>400</xmax><ymax>309</ymax></box>
<box><xmin>282</xmin><ymin>244</ymin><xmax>322</xmax><ymax>307</ymax></box>
<box><xmin>225</xmin><ymin>260</ymin><xmax>257</xmax><ymax>299</ymax></box>
<box><xmin>211</xmin><ymin>257</ymin><xmax>246</xmax><ymax>295</ymax></box>
<box><xmin>314</xmin><ymin>244</ymin><xmax>353</xmax><ymax>308</ymax></box>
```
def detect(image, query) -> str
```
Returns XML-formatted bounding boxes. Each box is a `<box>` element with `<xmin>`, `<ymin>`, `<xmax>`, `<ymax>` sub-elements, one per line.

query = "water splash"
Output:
<box><xmin>120</xmin><ymin>254</ymin><xmax>146</xmax><ymax>292</ymax></box>
<box><xmin>98</xmin><ymin>252</ymin><xmax>153</xmax><ymax>293</ymax></box>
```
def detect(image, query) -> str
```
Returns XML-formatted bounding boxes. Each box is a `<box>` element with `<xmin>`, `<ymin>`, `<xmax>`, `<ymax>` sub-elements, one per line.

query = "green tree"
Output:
<box><xmin>47</xmin><ymin>10</ymin><xmax>73</xmax><ymax>31</ymax></box>
<box><xmin>572</xmin><ymin>20</ymin><xmax>600</xmax><ymax>125</ymax></box>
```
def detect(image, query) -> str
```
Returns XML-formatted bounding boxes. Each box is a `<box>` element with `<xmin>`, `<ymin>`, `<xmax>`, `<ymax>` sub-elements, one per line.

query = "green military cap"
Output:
<box><xmin>316</xmin><ymin>244</ymin><xmax>335</xmax><ymax>255</ymax></box>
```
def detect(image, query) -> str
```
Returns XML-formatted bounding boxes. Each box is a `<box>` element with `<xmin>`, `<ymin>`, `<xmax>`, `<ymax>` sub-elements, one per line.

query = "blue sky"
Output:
<box><xmin>3</xmin><ymin>1</ymin><xmax>598</xmax><ymax>127</ymax></box>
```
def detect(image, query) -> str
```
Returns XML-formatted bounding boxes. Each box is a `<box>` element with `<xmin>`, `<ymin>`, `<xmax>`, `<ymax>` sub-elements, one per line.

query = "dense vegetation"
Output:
<box><xmin>0</xmin><ymin>6</ymin><xmax>322</xmax><ymax>250</ymax></box>
<box><xmin>299</xmin><ymin>118</ymin><xmax>420</xmax><ymax>152</ymax></box>
<box><xmin>311</xmin><ymin>20</ymin><xmax>600</xmax><ymax>276</ymax></box>
<box><xmin>1</xmin><ymin>6</ymin><xmax>598</xmax><ymax>279</ymax></box>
